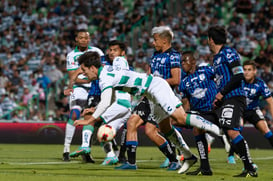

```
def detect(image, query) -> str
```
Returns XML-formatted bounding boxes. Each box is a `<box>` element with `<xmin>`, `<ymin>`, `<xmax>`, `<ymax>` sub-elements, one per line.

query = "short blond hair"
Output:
<box><xmin>152</xmin><ymin>26</ymin><xmax>174</xmax><ymax>42</ymax></box>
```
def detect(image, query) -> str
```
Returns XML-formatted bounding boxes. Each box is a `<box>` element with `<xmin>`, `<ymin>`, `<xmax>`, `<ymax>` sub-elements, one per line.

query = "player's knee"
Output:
<box><xmin>172</xmin><ymin>109</ymin><xmax>187</xmax><ymax>125</ymax></box>
<box><xmin>69</xmin><ymin>109</ymin><xmax>81</xmax><ymax>121</ymax></box>
<box><xmin>127</xmin><ymin>115</ymin><xmax>140</xmax><ymax>132</ymax></box>
<box><xmin>145</xmin><ymin>123</ymin><xmax>157</xmax><ymax>139</ymax></box>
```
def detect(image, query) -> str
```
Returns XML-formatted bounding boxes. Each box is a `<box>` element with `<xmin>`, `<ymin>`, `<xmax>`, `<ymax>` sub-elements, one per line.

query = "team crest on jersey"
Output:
<box><xmin>250</xmin><ymin>88</ymin><xmax>256</xmax><ymax>95</ymax></box>
<box><xmin>161</xmin><ymin>58</ymin><xmax>166</xmax><ymax>64</ymax></box>
<box><xmin>107</xmin><ymin>66</ymin><xmax>114</xmax><ymax>72</ymax></box>
<box><xmin>199</xmin><ymin>74</ymin><xmax>205</xmax><ymax>81</ymax></box>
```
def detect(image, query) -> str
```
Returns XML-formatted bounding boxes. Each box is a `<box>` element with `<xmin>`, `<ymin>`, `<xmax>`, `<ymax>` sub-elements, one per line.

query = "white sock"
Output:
<box><xmin>64</xmin><ymin>121</ymin><xmax>76</xmax><ymax>153</ymax></box>
<box><xmin>205</xmin><ymin>133</ymin><xmax>215</xmax><ymax>145</ymax></box>
<box><xmin>81</xmin><ymin>129</ymin><xmax>92</xmax><ymax>147</ymax></box>
<box><xmin>168</xmin><ymin>128</ymin><xmax>192</xmax><ymax>158</ymax></box>
<box><xmin>104</xmin><ymin>142</ymin><xmax>115</xmax><ymax>157</ymax></box>
<box><xmin>187</xmin><ymin>114</ymin><xmax>221</xmax><ymax>136</ymax></box>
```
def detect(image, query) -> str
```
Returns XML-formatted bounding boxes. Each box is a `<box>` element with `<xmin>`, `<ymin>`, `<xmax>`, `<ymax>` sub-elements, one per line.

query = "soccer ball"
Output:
<box><xmin>97</xmin><ymin>124</ymin><xmax>116</xmax><ymax>142</ymax></box>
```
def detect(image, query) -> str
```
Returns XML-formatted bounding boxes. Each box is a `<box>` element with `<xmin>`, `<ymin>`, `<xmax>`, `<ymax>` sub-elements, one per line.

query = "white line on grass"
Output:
<box><xmin>7</xmin><ymin>161</ymin><xmax>82</xmax><ymax>165</ymax></box>
<box><xmin>6</xmin><ymin>156</ymin><xmax>273</xmax><ymax>165</ymax></box>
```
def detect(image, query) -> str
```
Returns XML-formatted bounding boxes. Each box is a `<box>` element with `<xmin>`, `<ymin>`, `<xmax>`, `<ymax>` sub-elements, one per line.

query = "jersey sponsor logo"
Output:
<box><xmin>256</xmin><ymin>109</ymin><xmax>265</xmax><ymax>120</ymax></box>
<box><xmin>136</xmin><ymin>110</ymin><xmax>145</xmax><ymax>117</ymax></box>
<box><xmin>191</xmin><ymin>88</ymin><xmax>207</xmax><ymax>99</ymax></box>
<box><xmin>221</xmin><ymin>107</ymin><xmax>233</xmax><ymax>119</ymax></box>
<box><xmin>219</xmin><ymin>118</ymin><xmax>231</xmax><ymax>125</ymax></box>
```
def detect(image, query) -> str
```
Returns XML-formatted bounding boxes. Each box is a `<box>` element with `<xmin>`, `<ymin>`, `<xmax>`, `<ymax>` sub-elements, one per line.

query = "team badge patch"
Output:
<box><xmin>107</xmin><ymin>66</ymin><xmax>114</xmax><ymax>72</ymax></box>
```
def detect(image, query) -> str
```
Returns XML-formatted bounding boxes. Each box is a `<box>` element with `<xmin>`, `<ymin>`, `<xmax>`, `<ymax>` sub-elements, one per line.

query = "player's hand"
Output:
<box><xmin>82</xmin><ymin>107</ymin><xmax>96</xmax><ymax>115</ymax></box>
<box><xmin>213</xmin><ymin>92</ymin><xmax>223</xmax><ymax>108</ymax></box>
<box><xmin>64</xmin><ymin>88</ymin><xmax>73</xmax><ymax>96</ymax></box>
<box><xmin>74</xmin><ymin>119</ymin><xmax>89</xmax><ymax>126</ymax></box>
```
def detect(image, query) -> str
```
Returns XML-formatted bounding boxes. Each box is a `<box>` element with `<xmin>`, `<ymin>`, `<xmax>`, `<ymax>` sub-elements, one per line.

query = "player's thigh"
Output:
<box><xmin>243</xmin><ymin>109</ymin><xmax>264</xmax><ymax>126</ymax></box>
<box><xmin>147</xmin><ymin>77</ymin><xmax>181</xmax><ymax>116</ymax></box>
<box><xmin>69</xmin><ymin>87</ymin><xmax>89</xmax><ymax>110</ymax></box>
<box><xmin>101</xmin><ymin>103</ymin><xmax>131</xmax><ymax>131</ymax></box>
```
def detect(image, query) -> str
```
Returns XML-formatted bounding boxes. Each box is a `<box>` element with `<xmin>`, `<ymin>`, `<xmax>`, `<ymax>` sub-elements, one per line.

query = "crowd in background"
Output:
<box><xmin>0</xmin><ymin>0</ymin><xmax>273</xmax><ymax>126</ymax></box>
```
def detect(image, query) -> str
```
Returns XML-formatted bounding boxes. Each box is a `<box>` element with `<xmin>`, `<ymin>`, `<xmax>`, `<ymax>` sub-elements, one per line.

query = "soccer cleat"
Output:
<box><xmin>167</xmin><ymin>161</ymin><xmax>181</xmax><ymax>171</ymax></box>
<box><xmin>233</xmin><ymin>170</ymin><xmax>258</xmax><ymax>177</ymax></box>
<box><xmin>115</xmin><ymin>162</ymin><xmax>137</xmax><ymax>170</ymax></box>
<box><xmin>81</xmin><ymin>154</ymin><xmax>95</xmax><ymax>163</ymax></box>
<box><xmin>160</xmin><ymin>158</ymin><xmax>170</xmax><ymax>168</ymax></box>
<box><xmin>69</xmin><ymin>147</ymin><xmax>91</xmax><ymax>157</ymax></box>
<box><xmin>186</xmin><ymin>167</ymin><xmax>213</xmax><ymax>176</ymax></box>
<box><xmin>63</xmin><ymin>152</ymin><xmax>70</xmax><ymax>161</ymax></box>
<box><xmin>227</xmin><ymin>155</ymin><xmax>236</xmax><ymax>164</ymax></box>
<box><xmin>101</xmin><ymin>156</ymin><xmax>119</xmax><ymax>165</ymax></box>
<box><xmin>242</xmin><ymin>163</ymin><xmax>258</xmax><ymax>172</ymax></box>
<box><xmin>178</xmin><ymin>154</ymin><xmax>198</xmax><ymax>174</ymax></box>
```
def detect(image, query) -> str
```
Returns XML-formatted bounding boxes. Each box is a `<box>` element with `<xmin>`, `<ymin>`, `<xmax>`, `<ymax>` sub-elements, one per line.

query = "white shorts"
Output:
<box><xmin>100</xmin><ymin>102</ymin><xmax>131</xmax><ymax>132</ymax></box>
<box><xmin>69</xmin><ymin>87</ymin><xmax>89</xmax><ymax>111</ymax></box>
<box><xmin>145</xmin><ymin>76</ymin><xmax>182</xmax><ymax>124</ymax></box>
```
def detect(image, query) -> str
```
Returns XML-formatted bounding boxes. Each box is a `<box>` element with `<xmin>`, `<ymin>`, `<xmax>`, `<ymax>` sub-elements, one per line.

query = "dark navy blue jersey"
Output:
<box><xmin>150</xmin><ymin>48</ymin><xmax>181</xmax><ymax>80</ymax></box>
<box><xmin>88</xmin><ymin>55</ymin><xmax>112</xmax><ymax>96</ymax></box>
<box><xmin>181</xmin><ymin>68</ymin><xmax>187</xmax><ymax>80</ymax></box>
<box><xmin>244</xmin><ymin>77</ymin><xmax>272</xmax><ymax>110</ymax></box>
<box><xmin>213</xmin><ymin>46</ymin><xmax>245</xmax><ymax>99</ymax></box>
<box><xmin>179</xmin><ymin>65</ymin><xmax>217</xmax><ymax>112</ymax></box>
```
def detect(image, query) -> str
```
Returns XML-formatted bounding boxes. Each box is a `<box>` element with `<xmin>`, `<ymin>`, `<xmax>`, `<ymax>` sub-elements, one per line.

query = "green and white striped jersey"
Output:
<box><xmin>66</xmin><ymin>46</ymin><xmax>104</xmax><ymax>87</ymax></box>
<box><xmin>98</xmin><ymin>65</ymin><xmax>153</xmax><ymax>97</ymax></box>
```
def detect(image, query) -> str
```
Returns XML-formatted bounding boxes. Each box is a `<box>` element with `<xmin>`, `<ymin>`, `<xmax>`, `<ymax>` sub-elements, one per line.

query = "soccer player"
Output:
<box><xmin>116</xmin><ymin>26</ymin><xmax>197</xmax><ymax>172</ymax></box>
<box><xmin>63</xmin><ymin>29</ymin><xmax>104</xmax><ymax>161</ymax></box>
<box><xmin>179</xmin><ymin>51</ymin><xmax>218</xmax><ymax>175</ymax></box>
<box><xmin>71</xmin><ymin>52</ymin><xmax>222</xmax><ymax>167</ymax></box>
<box><xmin>150</xmin><ymin>26</ymin><xmax>197</xmax><ymax>173</ymax></box>
<box><xmin>208</xmin><ymin>25</ymin><xmax>257</xmax><ymax>177</ymax></box>
<box><xmin>67</xmin><ymin>40</ymin><xmax>131</xmax><ymax>165</ymax></box>
<box><xmin>227</xmin><ymin>60</ymin><xmax>273</xmax><ymax>164</ymax></box>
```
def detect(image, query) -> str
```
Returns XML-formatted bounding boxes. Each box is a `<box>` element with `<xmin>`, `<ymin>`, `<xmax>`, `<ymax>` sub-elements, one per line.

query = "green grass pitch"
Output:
<box><xmin>0</xmin><ymin>144</ymin><xmax>272</xmax><ymax>181</ymax></box>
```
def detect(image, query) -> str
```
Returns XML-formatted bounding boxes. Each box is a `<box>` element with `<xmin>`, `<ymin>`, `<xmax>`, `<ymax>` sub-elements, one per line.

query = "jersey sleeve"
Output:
<box><xmin>179</xmin><ymin>80</ymin><xmax>187</xmax><ymax>99</ymax></box>
<box><xmin>112</xmin><ymin>56</ymin><xmax>129</xmax><ymax>70</ymax></box>
<box><xmin>66</xmin><ymin>53</ymin><xmax>78</xmax><ymax>71</ymax></box>
<box><xmin>260</xmin><ymin>80</ymin><xmax>272</xmax><ymax>99</ymax></box>
<box><xmin>99</xmin><ymin>67</ymin><xmax>115</xmax><ymax>92</ymax></box>
<box><xmin>170</xmin><ymin>52</ymin><xmax>181</xmax><ymax>68</ymax></box>
<box><xmin>205</xmin><ymin>66</ymin><xmax>215</xmax><ymax>80</ymax></box>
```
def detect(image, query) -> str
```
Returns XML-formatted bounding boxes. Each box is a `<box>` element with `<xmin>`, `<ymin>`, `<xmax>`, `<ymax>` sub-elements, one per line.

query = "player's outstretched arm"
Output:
<box><xmin>74</xmin><ymin>116</ymin><xmax>96</xmax><ymax>126</ymax></box>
